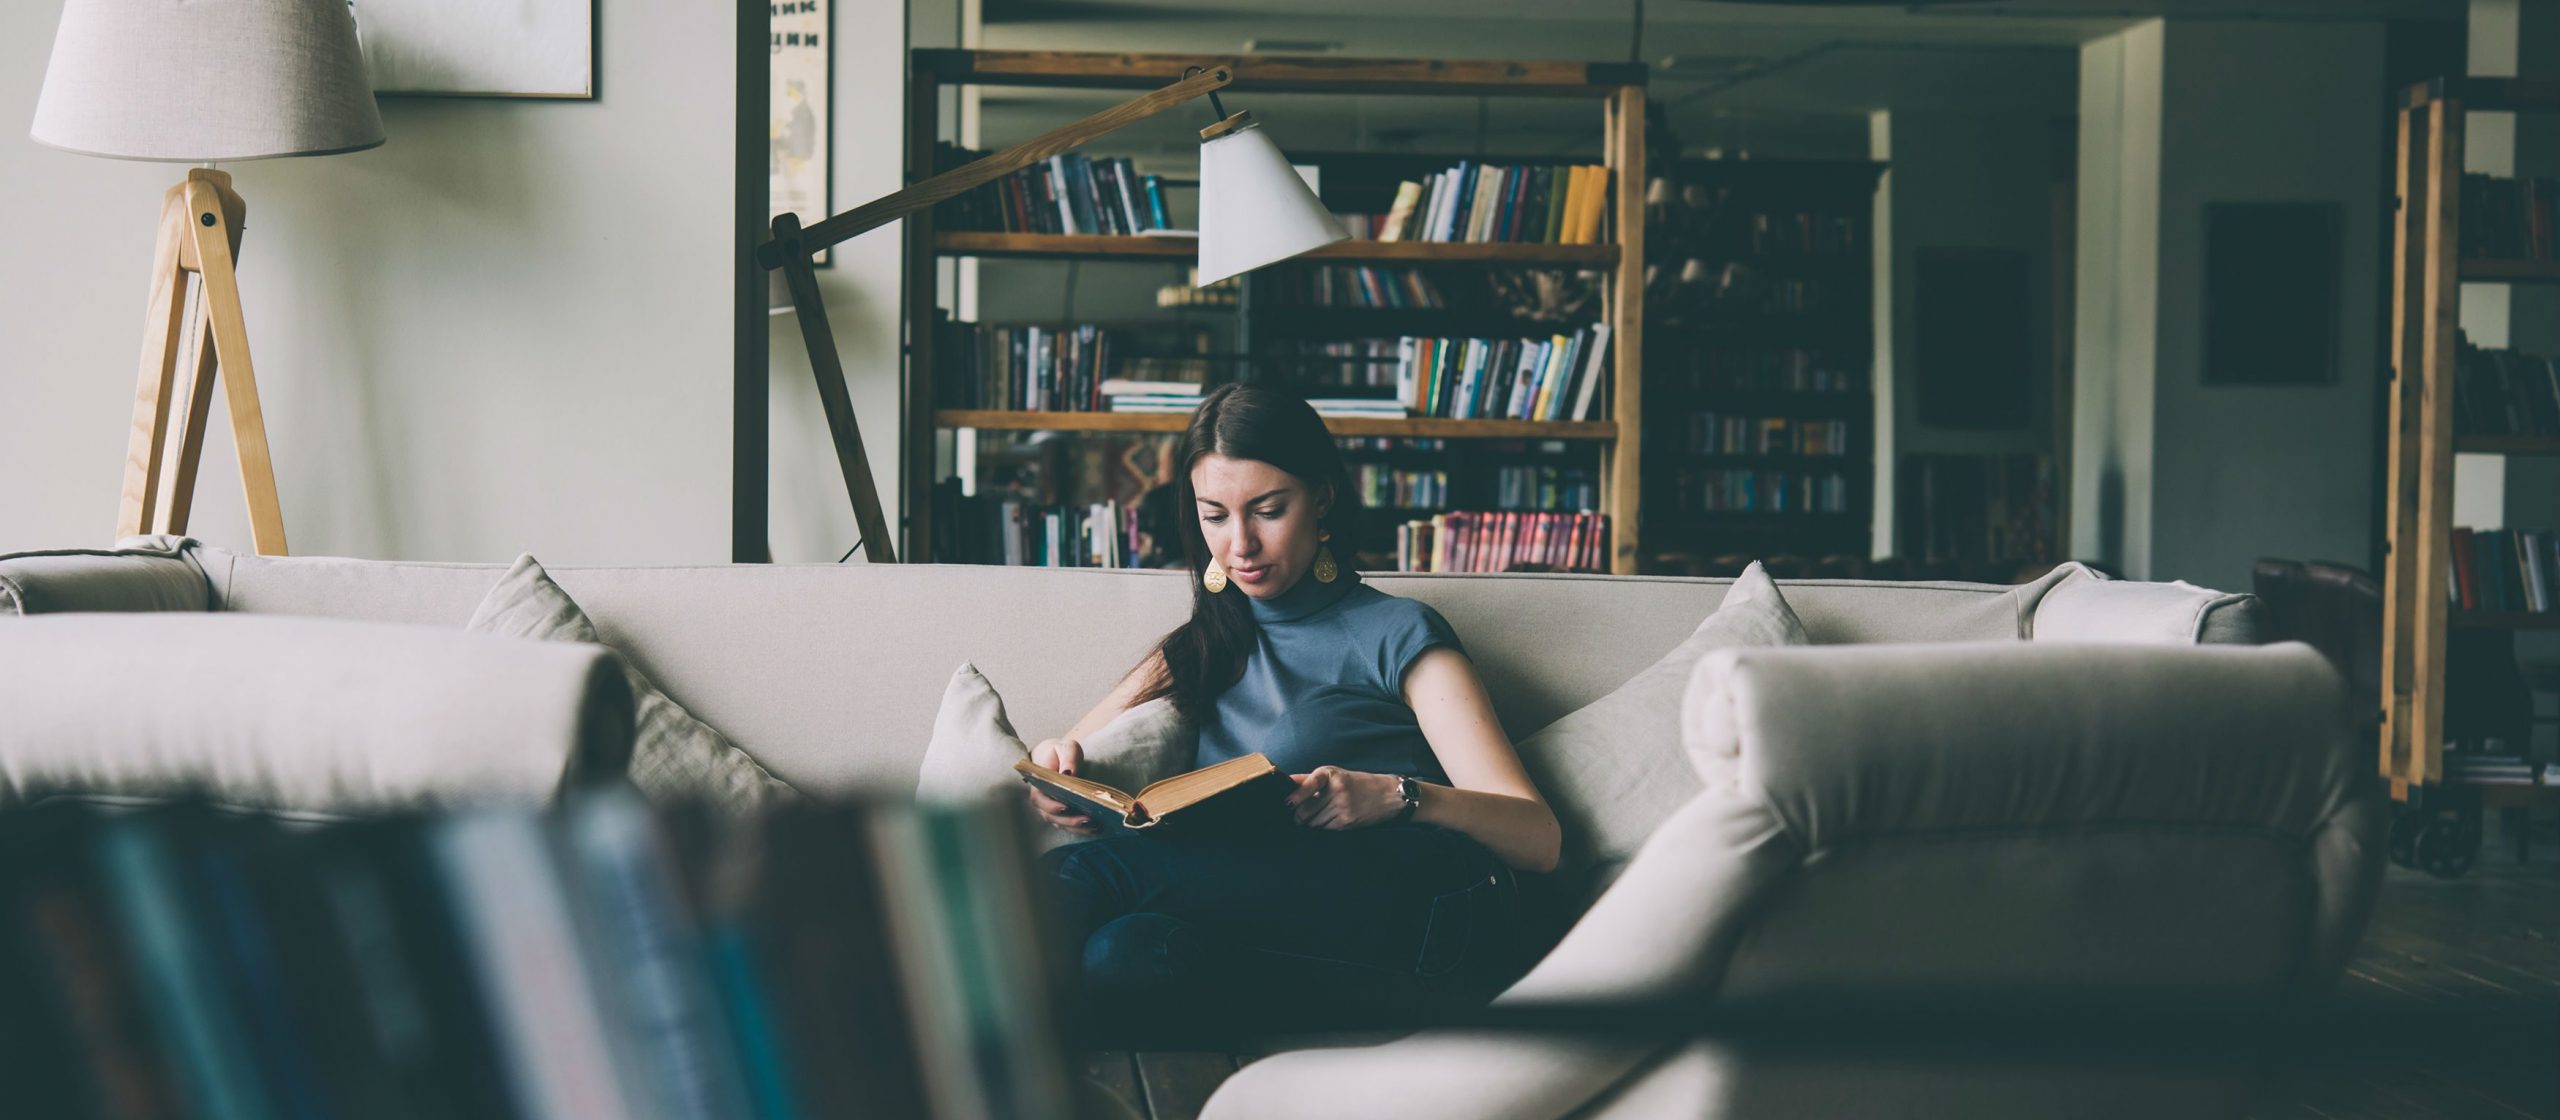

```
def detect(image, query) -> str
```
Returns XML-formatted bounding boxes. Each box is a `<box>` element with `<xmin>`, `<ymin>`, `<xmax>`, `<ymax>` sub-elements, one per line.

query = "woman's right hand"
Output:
<box><xmin>1028</xmin><ymin>737</ymin><xmax>1095</xmax><ymax>835</ymax></box>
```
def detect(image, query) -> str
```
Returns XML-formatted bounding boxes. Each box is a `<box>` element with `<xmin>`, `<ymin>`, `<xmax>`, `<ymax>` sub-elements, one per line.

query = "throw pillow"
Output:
<box><xmin>1512</xmin><ymin>561</ymin><xmax>1809</xmax><ymax>901</ymax></box>
<box><xmin>914</xmin><ymin>661</ymin><xmax>1194</xmax><ymax>852</ymax></box>
<box><xmin>467</xmin><ymin>554</ymin><xmax>796</xmax><ymax>814</ymax></box>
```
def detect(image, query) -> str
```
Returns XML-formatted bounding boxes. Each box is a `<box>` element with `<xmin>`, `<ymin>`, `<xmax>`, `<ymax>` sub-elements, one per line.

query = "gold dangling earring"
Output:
<box><xmin>1313</xmin><ymin>530</ymin><xmax>1339</xmax><ymax>584</ymax></box>
<box><xmin>1203</xmin><ymin>557</ymin><xmax>1229</xmax><ymax>593</ymax></box>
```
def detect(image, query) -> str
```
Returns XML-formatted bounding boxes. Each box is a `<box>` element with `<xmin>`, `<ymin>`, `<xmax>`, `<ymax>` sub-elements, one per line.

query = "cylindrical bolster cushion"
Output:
<box><xmin>1684</xmin><ymin>640</ymin><xmax>2362</xmax><ymax>849</ymax></box>
<box><xmin>0</xmin><ymin>613</ymin><xmax>635</xmax><ymax>814</ymax></box>
<box><xmin>0</xmin><ymin>535</ymin><xmax>210</xmax><ymax>615</ymax></box>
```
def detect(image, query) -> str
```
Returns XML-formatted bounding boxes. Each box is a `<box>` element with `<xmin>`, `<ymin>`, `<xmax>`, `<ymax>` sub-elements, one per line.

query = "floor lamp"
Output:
<box><xmin>760</xmin><ymin>64</ymin><xmax>1348</xmax><ymax>562</ymax></box>
<box><xmin>32</xmin><ymin>0</ymin><xmax>385</xmax><ymax>556</ymax></box>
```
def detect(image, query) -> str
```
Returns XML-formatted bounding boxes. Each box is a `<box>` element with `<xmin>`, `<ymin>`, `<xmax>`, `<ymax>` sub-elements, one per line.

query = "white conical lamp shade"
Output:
<box><xmin>31</xmin><ymin>0</ymin><xmax>384</xmax><ymax>162</ymax></box>
<box><xmin>1195</xmin><ymin>113</ymin><xmax>1348</xmax><ymax>286</ymax></box>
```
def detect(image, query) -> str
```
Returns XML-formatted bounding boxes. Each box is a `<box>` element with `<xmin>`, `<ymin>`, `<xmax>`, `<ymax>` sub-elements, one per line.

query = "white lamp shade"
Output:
<box><xmin>1195</xmin><ymin>115</ymin><xmax>1348</xmax><ymax>286</ymax></box>
<box><xmin>31</xmin><ymin>0</ymin><xmax>384</xmax><ymax>162</ymax></box>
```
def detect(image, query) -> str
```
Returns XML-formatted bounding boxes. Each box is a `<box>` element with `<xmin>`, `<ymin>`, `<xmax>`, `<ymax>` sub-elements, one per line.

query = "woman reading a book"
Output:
<box><xmin>1028</xmin><ymin>382</ymin><xmax>1562</xmax><ymax>1042</ymax></box>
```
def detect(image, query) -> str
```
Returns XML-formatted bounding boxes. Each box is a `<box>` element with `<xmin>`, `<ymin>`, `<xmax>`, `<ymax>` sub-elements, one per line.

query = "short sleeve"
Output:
<box><xmin>1376</xmin><ymin>599</ymin><xmax>1467</xmax><ymax>694</ymax></box>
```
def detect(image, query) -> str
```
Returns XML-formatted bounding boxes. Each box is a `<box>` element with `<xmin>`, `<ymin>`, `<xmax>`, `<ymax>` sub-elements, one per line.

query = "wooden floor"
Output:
<box><xmin>1079</xmin><ymin>825</ymin><xmax>2560</xmax><ymax>1120</ymax></box>
<box><xmin>2257</xmin><ymin>823</ymin><xmax>2560</xmax><ymax>1120</ymax></box>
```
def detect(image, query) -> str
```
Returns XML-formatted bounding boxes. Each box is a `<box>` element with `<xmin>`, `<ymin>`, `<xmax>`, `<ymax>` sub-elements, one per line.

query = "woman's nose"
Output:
<box><xmin>1233</xmin><ymin>524</ymin><xmax>1261</xmax><ymax>558</ymax></box>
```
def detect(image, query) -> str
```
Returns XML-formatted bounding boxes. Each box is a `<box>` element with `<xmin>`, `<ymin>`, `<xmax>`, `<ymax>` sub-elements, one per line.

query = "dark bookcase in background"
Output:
<box><xmin>1639</xmin><ymin>159</ymin><xmax>1884</xmax><ymax>569</ymax></box>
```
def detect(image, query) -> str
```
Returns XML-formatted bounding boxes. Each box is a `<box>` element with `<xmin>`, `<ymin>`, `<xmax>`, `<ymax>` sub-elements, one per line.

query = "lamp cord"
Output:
<box><xmin>839</xmin><ymin>536</ymin><xmax>863</xmax><ymax>563</ymax></box>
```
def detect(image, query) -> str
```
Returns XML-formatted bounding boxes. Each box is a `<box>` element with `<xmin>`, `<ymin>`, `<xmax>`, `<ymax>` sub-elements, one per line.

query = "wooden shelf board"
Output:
<box><xmin>2460</xmin><ymin>258</ymin><xmax>2560</xmax><ymax>284</ymax></box>
<box><xmin>2454</xmin><ymin>434</ymin><xmax>2560</xmax><ymax>456</ymax></box>
<box><xmin>2405</xmin><ymin>76</ymin><xmax>2560</xmax><ymax>113</ymax></box>
<box><xmin>937</xmin><ymin>410</ymin><xmax>1618</xmax><ymax>440</ymax></box>
<box><xmin>912</xmin><ymin>49</ymin><xmax>1642</xmax><ymax>97</ymax></box>
<box><xmin>934</xmin><ymin>232</ymin><xmax>1618</xmax><ymax>268</ymax></box>
<box><xmin>2450</xmin><ymin>610</ymin><xmax>2560</xmax><ymax>630</ymax></box>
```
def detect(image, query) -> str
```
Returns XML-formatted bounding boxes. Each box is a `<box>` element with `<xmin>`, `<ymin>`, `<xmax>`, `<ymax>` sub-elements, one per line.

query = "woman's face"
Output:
<box><xmin>1192</xmin><ymin>452</ymin><xmax>1329</xmax><ymax>599</ymax></box>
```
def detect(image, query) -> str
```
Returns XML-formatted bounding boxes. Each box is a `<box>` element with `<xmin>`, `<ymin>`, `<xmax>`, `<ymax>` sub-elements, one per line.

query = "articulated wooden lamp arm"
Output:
<box><xmin>757</xmin><ymin>65</ymin><xmax>1236</xmax><ymax>563</ymax></box>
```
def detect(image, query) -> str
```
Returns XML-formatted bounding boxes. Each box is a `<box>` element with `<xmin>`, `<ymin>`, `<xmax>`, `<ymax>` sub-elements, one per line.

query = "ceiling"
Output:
<box><xmin>967</xmin><ymin>0</ymin><xmax>2462</xmax><ymax>163</ymax></box>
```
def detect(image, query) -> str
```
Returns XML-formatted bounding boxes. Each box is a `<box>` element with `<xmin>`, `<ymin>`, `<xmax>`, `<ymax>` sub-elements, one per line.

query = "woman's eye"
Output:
<box><xmin>1201</xmin><ymin>513</ymin><xmax>1227</xmax><ymax>525</ymax></box>
<box><xmin>1255</xmin><ymin>508</ymin><xmax>1285</xmax><ymax>520</ymax></box>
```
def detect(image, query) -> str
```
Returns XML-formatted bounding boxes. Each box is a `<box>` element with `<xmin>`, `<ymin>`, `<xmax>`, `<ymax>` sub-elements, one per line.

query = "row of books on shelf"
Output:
<box><xmin>1671</xmin><ymin>468</ymin><xmax>1854</xmax><ymax>515</ymax></box>
<box><xmin>1354</xmin><ymin>465</ymin><xmax>1449</xmax><ymax>510</ymax></box>
<box><xmin>936</xmin><ymin>323</ymin><xmax>1218</xmax><ymax>412</ymax></box>
<box><xmin>937</xmin><ymin>146</ymin><xmax>1175</xmax><ymax>237</ymax></box>
<box><xmin>940</xmin><ymin>491</ymin><xmax>1151</xmax><ymax>568</ymax></box>
<box><xmin>1897</xmin><ymin>454</ymin><xmax>2057</xmax><ymax>569</ymax></box>
<box><xmin>1744</xmin><ymin>211</ymin><xmax>1861</xmax><ymax>256</ymax></box>
<box><xmin>1391</xmin><ymin>326</ymin><xmax>1613</xmax><ymax>422</ymax></box>
<box><xmin>1682</xmin><ymin>414</ymin><xmax>1855</xmax><ymax>458</ymax></box>
<box><xmin>1273</xmin><ymin>265</ymin><xmax>1450</xmax><ymax>310</ymax></box>
<box><xmin>2460</xmin><ymin>173</ymin><xmax>2560</xmax><ymax>261</ymax></box>
<box><xmin>2442</xmin><ymin>753</ymin><xmax>2551</xmax><ymax>786</ymax></box>
<box><xmin>0</xmin><ymin>794</ymin><xmax>1072</xmax><ymax>1120</ymax></box>
<box><xmin>2448</xmin><ymin>527</ymin><xmax>2560</xmax><ymax>615</ymax></box>
<box><xmin>2453</xmin><ymin>340</ymin><xmax>2560</xmax><ymax>436</ymax></box>
<box><xmin>1362</xmin><ymin>162</ymin><xmax>1613</xmax><ymax>245</ymax></box>
<box><xmin>1493</xmin><ymin>465</ymin><xmax>1599</xmax><ymax>512</ymax></box>
<box><xmin>1391</xmin><ymin>511</ymin><xmax>1610</xmax><ymax>574</ymax></box>
<box><xmin>1659</xmin><ymin>347</ymin><xmax>1863</xmax><ymax>395</ymax></box>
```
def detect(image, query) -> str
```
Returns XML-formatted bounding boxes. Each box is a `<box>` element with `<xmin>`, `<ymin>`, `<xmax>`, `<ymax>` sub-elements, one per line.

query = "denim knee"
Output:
<box><xmin>1080</xmin><ymin>911</ymin><xmax>1206</xmax><ymax>995</ymax></box>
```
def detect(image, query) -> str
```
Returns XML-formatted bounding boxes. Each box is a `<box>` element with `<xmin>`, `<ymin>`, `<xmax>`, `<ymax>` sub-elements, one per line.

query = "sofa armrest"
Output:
<box><xmin>0</xmin><ymin>613</ymin><xmax>634</xmax><ymax>815</ymax></box>
<box><xmin>1687</xmin><ymin>639</ymin><xmax>2382</xmax><ymax>983</ymax></box>
<box><xmin>0</xmin><ymin>535</ymin><xmax>210</xmax><ymax>615</ymax></box>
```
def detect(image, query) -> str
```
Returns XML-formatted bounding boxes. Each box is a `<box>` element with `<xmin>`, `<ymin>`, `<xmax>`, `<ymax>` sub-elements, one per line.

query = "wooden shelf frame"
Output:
<box><xmin>932</xmin><ymin>231</ymin><xmax>1620</xmax><ymax>268</ymax></box>
<box><xmin>936</xmin><ymin>410</ymin><xmax>1618</xmax><ymax>440</ymax></box>
<box><xmin>2381</xmin><ymin>78</ymin><xmax>2560</xmax><ymax>798</ymax></box>
<box><xmin>904</xmin><ymin>49</ymin><xmax>1647</xmax><ymax>571</ymax></box>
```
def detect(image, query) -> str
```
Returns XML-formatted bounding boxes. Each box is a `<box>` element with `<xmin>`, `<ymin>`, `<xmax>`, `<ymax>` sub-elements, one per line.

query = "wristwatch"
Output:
<box><xmin>1393</xmin><ymin>775</ymin><xmax>1423</xmax><ymax>822</ymax></box>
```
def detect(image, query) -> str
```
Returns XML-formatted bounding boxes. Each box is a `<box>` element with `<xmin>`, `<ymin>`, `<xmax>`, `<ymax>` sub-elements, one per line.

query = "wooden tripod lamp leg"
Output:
<box><xmin>180</xmin><ymin>169</ymin><xmax>288</xmax><ymax>556</ymax></box>
<box><xmin>116</xmin><ymin>182</ymin><xmax>195</xmax><ymax>540</ymax></box>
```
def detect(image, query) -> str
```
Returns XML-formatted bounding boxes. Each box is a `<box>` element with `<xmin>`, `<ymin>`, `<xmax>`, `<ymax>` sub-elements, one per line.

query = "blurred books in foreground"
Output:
<box><xmin>0</xmin><ymin>793</ymin><xmax>1074</xmax><ymax>1120</ymax></box>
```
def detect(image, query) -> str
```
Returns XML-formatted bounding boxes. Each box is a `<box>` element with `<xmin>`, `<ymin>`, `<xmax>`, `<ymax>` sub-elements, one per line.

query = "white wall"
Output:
<box><xmin>2073</xmin><ymin>19</ymin><xmax>2386</xmax><ymax>589</ymax></box>
<box><xmin>2</xmin><ymin>2</ymin><xmax>912</xmax><ymax>566</ymax></box>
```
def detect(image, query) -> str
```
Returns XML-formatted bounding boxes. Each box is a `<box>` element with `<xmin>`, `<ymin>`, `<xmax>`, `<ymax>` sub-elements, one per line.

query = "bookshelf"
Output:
<box><xmin>2380</xmin><ymin>76</ymin><xmax>2560</xmax><ymax>809</ymax></box>
<box><xmin>904</xmin><ymin>49</ymin><xmax>1648</xmax><ymax>572</ymax></box>
<box><xmin>1637</xmin><ymin>159</ymin><xmax>1884</xmax><ymax>568</ymax></box>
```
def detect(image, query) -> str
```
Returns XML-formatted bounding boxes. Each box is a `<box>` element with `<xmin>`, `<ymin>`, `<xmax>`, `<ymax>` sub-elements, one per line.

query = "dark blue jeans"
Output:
<box><xmin>1041</xmin><ymin>823</ymin><xmax>1545</xmax><ymax>1048</ymax></box>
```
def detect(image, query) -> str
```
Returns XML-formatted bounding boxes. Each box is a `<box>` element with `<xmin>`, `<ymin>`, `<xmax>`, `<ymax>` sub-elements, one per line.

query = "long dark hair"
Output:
<box><xmin>1134</xmin><ymin>383</ymin><xmax>1360</xmax><ymax>724</ymax></box>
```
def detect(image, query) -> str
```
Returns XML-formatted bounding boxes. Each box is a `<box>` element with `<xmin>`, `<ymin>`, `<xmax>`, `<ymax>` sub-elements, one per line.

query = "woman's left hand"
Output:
<box><xmin>1287</xmin><ymin>766</ymin><xmax>1403</xmax><ymax>830</ymax></box>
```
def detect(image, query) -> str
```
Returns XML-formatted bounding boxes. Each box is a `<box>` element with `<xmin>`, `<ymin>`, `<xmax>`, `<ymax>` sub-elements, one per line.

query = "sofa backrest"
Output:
<box><xmin>6</xmin><ymin>541</ymin><xmax>2262</xmax><ymax>793</ymax></box>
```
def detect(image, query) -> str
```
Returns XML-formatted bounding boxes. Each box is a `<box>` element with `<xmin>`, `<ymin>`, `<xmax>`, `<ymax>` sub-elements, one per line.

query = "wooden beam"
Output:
<box><xmin>2381</xmin><ymin>102</ymin><xmax>2425</xmax><ymax>789</ymax></box>
<box><xmin>915</xmin><ymin>48</ymin><xmax>1639</xmax><ymax>97</ymax></box>
<box><xmin>775</xmin><ymin>213</ymin><xmax>897</xmax><ymax>563</ymax></box>
<box><xmin>2411</xmin><ymin>97</ymin><xmax>2463</xmax><ymax>786</ymax></box>
<box><xmin>1606</xmin><ymin>85</ymin><xmax>1646</xmax><ymax>576</ymax></box>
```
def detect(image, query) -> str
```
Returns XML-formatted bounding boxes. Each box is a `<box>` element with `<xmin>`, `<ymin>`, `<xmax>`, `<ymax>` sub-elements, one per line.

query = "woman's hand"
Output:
<box><xmin>1287</xmin><ymin>766</ymin><xmax>1405</xmax><ymax>830</ymax></box>
<box><xmin>1027</xmin><ymin>737</ymin><xmax>1096</xmax><ymax>835</ymax></box>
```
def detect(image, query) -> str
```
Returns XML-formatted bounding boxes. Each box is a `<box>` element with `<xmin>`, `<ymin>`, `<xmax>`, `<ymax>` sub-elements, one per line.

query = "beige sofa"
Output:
<box><xmin>0</xmin><ymin>537</ymin><xmax>2380</xmax><ymax>1118</ymax></box>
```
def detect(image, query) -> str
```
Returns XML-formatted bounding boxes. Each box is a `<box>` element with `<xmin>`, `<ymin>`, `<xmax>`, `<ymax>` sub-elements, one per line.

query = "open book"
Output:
<box><xmin>1013</xmin><ymin>753</ymin><xmax>1293</xmax><ymax>837</ymax></box>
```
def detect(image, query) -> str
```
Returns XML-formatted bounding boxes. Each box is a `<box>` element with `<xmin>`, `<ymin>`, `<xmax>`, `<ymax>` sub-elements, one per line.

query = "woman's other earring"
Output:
<box><xmin>1203</xmin><ymin>558</ymin><xmax>1229</xmax><ymax>593</ymax></box>
<box><xmin>1313</xmin><ymin>530</ymin><xmax>1339</xmax><ymax>584</ymax></box>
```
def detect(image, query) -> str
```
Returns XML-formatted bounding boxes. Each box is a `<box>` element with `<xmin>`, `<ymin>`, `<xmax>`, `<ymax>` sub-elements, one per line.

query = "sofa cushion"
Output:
<box><xmin>0</xmin><ymin>534</ymin><xmax>209</xmax><ymax>615</ymax></box>
<box><xmin>0</xmin><ymin>613</ymin><xmax>633</xmax><ymax>816</ymax></box>
<box><xmin>467</xmin><ymin>555</ymin><xmax>795</xmax><ymax>814</ymax></box>
<box><xmin>915</xmin><ymin>661</ymin><xmax>1193</xmax><ymax>851</ymax></box>
<box><xmin>2031</xmin><ymin>569</ymin><xmax>2264</xmax><ymax>644</ymax></box>
<box><xmin>1513</xmin><ymin>561</ymin><xmax>1807</xmax><ymax>898</ymax></box>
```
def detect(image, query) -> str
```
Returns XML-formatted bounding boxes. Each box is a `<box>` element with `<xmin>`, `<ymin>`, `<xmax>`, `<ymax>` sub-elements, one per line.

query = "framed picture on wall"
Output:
<box><xmin>2203</xmin><ymin>202</ymin><xmax>2339</xmax><ymax>386</ymax></box>
<box><xmin>353</xmin><ymin>0</ymin><xmax>596</xmax><ymax>99</ymax></box>
<box><xmin>771</xmin><ymin>0</ymin><xmax>832</xmax><ymax>266</ymax></box>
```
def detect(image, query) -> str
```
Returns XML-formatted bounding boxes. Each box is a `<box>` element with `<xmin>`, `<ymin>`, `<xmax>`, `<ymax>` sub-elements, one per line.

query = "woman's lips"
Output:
<box><xmin>1232</xmin><ymin>564</ymin><xmax>1272</xmax><ymax>584</ymax></box>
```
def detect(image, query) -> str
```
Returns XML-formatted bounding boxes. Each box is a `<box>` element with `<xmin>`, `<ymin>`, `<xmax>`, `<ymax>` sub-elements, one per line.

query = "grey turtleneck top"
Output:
<box><xmin>1191</xmin><ymin>567</ymin><xmax>1463</xmax><ymax>783</ymax></box>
